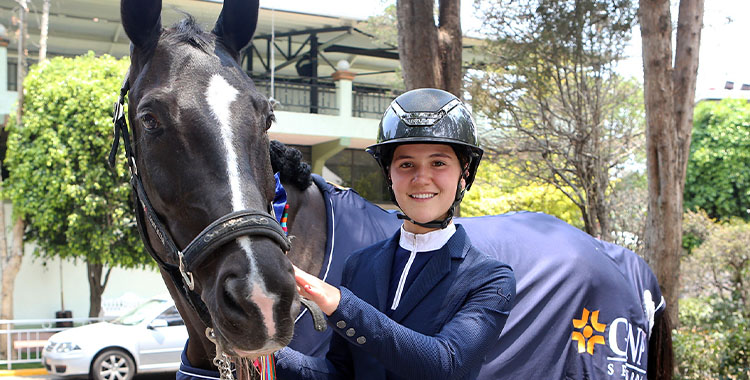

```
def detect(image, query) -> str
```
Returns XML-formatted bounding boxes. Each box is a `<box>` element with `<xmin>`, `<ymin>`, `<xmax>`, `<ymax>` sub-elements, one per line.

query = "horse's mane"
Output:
<box><xmin>163</xmin><ymin>14</ymin><xmax>212</xmax><ymax>53</ymax></box>
<box><xmin>270</xmin><ymin>140</ymin><xmax>312</xmax><ymax>191</ymax></box>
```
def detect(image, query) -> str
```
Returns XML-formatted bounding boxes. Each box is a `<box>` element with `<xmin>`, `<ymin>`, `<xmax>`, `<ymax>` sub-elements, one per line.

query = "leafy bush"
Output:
<box><xmin>676</xmin><ymin>213</ymin><xmax>750</xmax><ymax>379</ymax></box>
<box><xmin>461</xmin><ymin>159</ymin><xmax>583</xmax><ymax>228</ymax></box>
<box><xmin>673</xmin><ymin>298</ymin><xmax>725</xmax><ymax>380</ymax></box>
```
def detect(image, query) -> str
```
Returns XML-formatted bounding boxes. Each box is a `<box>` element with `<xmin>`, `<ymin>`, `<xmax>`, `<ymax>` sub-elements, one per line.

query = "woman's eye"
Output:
<box><xmin>141</xmin><ymin>114</ymin><xmax>159</xmax><ymax>131</ymax></box>
<box><xmin>433</xmin><ymin>161</ymin><xmax>446</xmax><ymax>167</ymax></box>
<box><xmin>399</xmin><ymin>162</ymin><xmax>412</xmax><ymax>169</ymax></box>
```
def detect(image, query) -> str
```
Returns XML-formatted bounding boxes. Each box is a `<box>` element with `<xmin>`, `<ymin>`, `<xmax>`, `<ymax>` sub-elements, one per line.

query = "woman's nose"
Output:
<box><xmin>411</xmin><ymin>165</ymin><xmax>431</xmax><ymax>184</ymax></box>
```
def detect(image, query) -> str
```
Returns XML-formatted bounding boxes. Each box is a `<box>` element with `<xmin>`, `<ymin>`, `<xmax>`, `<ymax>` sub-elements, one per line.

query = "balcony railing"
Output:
<box><xmin>250</xmin><ymin>75</ymin><xmax>399</xmax><ymax>119</ymax></box>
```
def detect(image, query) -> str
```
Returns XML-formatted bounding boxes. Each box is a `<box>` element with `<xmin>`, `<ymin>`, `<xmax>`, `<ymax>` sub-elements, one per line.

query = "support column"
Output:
<box><xmin>332</xmin><ymin>60</ymin><xmax>355</xmax><ymax>117</ymax></box>
<box><xmin>309</xmin><ymin>34</ymin><xmax>319</xmax><ymax>114</ymax></box>
<box><xmin>0</xmin><ymin>25</ymin><xmax>10</xmax><ymax>123</ymax></box>
<box><xmin>311</xmin><ymin>137</ymin><xmax>350</xmax><ymax>175</ymax></box>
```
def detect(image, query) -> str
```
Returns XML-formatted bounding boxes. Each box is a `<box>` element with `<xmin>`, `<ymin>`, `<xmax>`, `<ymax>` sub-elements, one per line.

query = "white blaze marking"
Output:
<box><xmin>251</xmin><ymin>281</ymin><xmax>277</xmax><ymax>337</ymax></box>
<box><xmin>206</xmin><ymin>75</ymin><xmax>243</xmax><ymax>210</ymax></box>
<box><xmin>206</xmin><ymin>74</ymin><xmax>277</xmax><ymax>339</ymax></box>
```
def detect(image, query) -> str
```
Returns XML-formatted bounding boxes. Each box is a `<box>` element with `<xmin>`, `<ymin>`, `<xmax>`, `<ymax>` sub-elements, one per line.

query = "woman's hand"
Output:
<box><xmin>293</xmin><ymin>265</ymin><xmax>341</xmax><ymax>316</ymax></box>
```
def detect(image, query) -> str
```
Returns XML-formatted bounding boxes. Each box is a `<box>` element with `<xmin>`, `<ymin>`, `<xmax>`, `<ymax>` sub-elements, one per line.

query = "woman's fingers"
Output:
<box><xmin>291</xmin><ymin>264</ymin><xmax>341</xmax><ymax>316</ymax></box>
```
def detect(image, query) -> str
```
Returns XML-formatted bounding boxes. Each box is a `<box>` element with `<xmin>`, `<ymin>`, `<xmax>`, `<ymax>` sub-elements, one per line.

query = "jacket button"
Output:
<box><xmin>356</xmin><ymin>336</ymin><xmax>366</xmax><ymax>345</ymax></box>
<box><xmin>336</xmin><ymin>320</ymin><xmax>346</xmax><ymax>329</ymax></box>
<box><xmin>346</xmin><ymin>328</ymin><xmax>356</xmax><ymax>337</ymax></box>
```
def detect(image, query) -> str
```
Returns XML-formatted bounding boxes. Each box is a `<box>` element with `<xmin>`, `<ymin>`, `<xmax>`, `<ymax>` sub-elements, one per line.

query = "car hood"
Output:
<box><xmin>49</xmin><ymin>322</ymin><xmax>137</xmax><ymax>345</ymax></box>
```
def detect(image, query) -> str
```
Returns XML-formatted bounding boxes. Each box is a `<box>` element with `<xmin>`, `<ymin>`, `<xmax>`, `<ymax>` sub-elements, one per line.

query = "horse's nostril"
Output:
<box><xmin>222</xmin><ymin>285</ymin><xmax>242</xmax><ymax>312</ymax></box>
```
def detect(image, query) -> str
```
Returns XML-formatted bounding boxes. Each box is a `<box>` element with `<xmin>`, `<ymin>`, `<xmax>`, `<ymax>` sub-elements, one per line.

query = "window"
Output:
<box><xmin>326</xmin><ymin>148</ymin><xmax>390</xmax><ymax>204</ymax></box>
<box><xmin>7</xmin><ymin>62</ymin><xmax>17</xmax><ymax>92</ymax></box>
<box><xmin>157</xmin><ymin>306</ymin><xmax>185</xmax><ymax>327</ymax></box>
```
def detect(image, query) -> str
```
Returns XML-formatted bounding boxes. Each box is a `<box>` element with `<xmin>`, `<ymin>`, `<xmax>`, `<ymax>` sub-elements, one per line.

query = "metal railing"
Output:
<box><xmin>253</xmin><ymin>76</ymin><xmax>339</xmax><ymax>115</ymax></box>
<box><xmin>250</xmin><ymin>75</ymin><xmax>398</xmax><ymax>119</ymax></box>
<box><xmin>0</xmin><ymin>317</ymin><xmax>111</xmax><ymax>369</ymax></box>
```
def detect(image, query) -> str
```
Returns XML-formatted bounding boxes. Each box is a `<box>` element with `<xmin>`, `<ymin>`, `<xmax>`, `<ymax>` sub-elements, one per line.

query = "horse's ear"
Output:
<box><xmin>121</xmin><ymin>0</ymin><xmax>163</xmax><ymax>49</ymax></box>
<box><xmin>212</xmin><ymin>0</ymin><xmax>259</xmax><ymax>54</ymax></box>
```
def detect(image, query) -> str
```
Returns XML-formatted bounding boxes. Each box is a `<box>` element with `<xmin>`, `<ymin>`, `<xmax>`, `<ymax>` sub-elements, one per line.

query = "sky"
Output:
<box><xmin>258</xmin><ymin>0</ymin><xmax>750</xmax><ymax>100</ymax></box>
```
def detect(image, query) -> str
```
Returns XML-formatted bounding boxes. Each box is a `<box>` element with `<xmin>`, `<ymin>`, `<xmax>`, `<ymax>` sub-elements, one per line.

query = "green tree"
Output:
<box><xmin>462</xmin><ymin>159</ymin><xmax>584</xmax><ymax>228</ymax></box>
<box><xmin>3</xmin><ymin>52</ymin><xmax>151</xmax><ymax>317</ymax></box>
<box><xmin>469</xmin><ymin>0</ymin><xmax>644</xmax><ymax>241</ymax></box>
<box><xmin>685</xmin><ymin>99</ymin><xmax>750</xmax><ymax>221</ymax></box>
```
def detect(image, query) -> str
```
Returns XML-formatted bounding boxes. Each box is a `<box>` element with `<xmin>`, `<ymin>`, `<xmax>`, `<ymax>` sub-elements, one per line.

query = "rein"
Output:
<box><xmin>107</xmin><ymin>69</ymin><xmax>291</xmax><ymax>332</ymax></box>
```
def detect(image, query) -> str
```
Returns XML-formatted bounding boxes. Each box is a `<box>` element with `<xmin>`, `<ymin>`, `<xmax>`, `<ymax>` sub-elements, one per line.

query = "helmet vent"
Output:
<box><xmin>391</xmin><ymin>99</ymin><xmax>461</xmax><ymax>126</ymax></box>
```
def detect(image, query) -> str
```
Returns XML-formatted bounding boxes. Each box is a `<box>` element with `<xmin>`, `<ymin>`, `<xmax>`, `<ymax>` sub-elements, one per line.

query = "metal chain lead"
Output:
<box><xmin>206</xmin><ymin>328</ymin><xmax>235</xmax><ymax>380</ymax></box>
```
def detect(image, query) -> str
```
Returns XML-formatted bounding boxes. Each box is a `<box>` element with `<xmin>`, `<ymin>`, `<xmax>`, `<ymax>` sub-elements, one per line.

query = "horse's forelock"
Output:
<box><xmin>163</xmin><ymin>14</ymin><xmax>213</xmax><ymax>54</ymax></box>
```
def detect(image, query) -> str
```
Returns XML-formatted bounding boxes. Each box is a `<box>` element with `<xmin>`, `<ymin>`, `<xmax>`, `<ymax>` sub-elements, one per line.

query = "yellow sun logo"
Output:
<box><xmin>571</xmin><ymin>308</ymin><xmax>606</xmax><ymax>355</ymax></box>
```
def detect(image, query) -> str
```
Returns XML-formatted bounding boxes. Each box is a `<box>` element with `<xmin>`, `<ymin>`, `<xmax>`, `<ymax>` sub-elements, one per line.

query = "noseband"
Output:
<box><xmin>108</xmin><ymin>70</ymin><xmax>291</xmax><ymax>328</ymax></box>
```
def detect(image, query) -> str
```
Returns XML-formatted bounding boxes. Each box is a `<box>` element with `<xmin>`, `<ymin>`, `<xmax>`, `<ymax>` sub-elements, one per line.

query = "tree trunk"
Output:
<box><xmin>0</xmin><ymin>1</ymin><xmax>28</xmax><ymax>359</ymax></box>
<box><xmin>639</xmin><ymin>0</ymin><xmax>704</xmax><ymax>324</ymax></box>
<box><xmin>1</xmin><ymin>218</ymin><xmax>24</xmax><ymax>321</ymax></box>
<box><xmin>396</xmin><ymin>0</ymin><xmax>463</xmax><ymax>96</ymax></box>
<box><xmin>39</xmin><ymin>0</ymin><xmax>50</xmax><ymax>62</ymax></box>
<box><xmin>87</xmin><ymin>262</ymin><xmax>112</xmax><ymax>317</ymax></box>
<box><xmin>0</xmin><ymin>219</ymin><xmax>23</xmax><ymax>360</ymax></box>
<box><xmin>436</xmin><ymin>0</ymin><xmax>462</xmax><ymax>96</ymax></box>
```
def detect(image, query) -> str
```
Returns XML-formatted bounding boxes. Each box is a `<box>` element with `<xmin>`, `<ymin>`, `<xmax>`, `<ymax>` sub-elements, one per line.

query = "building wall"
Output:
<box><xmin>3</xmin><ymin>202</ymin><xmax>168</xmax><ymax>320</ymax></box>
<box><xmin>0</xmin><ymin>42</ymin><xmax>17</xmax><ymax>122</ymax></box>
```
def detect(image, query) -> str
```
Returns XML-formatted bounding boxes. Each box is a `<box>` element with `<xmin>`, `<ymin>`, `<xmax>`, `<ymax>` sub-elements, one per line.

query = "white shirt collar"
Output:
<box><xmin>398</xmin><ymin>223</ymin><xmax>457</xmax><ymax>252</ymax></box>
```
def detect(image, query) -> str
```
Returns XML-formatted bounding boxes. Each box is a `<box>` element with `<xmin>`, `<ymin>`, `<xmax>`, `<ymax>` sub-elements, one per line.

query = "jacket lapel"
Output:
<box><xmin>372</xmin><ymin>234</ymin><xmax>399</xmax><ymax>311</ymax></box>
<box><xmin>390</xmin><ymin>226</ymin><xmax>469</xmax><ymax>322</ymax></box>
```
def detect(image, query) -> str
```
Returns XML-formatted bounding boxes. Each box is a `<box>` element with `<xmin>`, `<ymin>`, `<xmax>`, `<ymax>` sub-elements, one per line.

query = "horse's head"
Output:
<box><xmin>120</xmin><ymin>0</ymin><xmax>297</xmax><ymax>358</ymax></box>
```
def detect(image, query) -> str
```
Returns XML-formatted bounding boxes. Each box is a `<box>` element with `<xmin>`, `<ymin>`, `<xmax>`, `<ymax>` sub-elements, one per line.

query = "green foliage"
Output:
<box><xmin>685</xmin><ymin>99</ymin><xmax>750</xmax><ymax>221</ymax></box>
<box><xmin>3</xmin><ymin>52</ymin><xmax>151</xmax><ymax>269</ymax></box>
<box><xmin>469</xmin><ymin>0</ymin><xmax>644</xmax><ymax>239</ymax></box>
<box><xmin>674</xmin><ymin>297</ymin><xmax>750</xmax><ymax>380</ymax></box>
<box><xmin>462</xmin><ymin>159</ymin><xmax>583</xmax><ymax>228</ymax></box>
<box><xmin>676</xmin><ymin>214</ymin><xmax>750</xmax><ymax>379</ymax></box>
<box><xmin>673</xmin><ymin>298</ymin><xmax>725</xmax><ymax>380</ymax></box>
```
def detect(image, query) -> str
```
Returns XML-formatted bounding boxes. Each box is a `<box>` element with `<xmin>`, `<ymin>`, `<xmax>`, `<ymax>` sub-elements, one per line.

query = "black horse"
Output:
<box><xmin>115</xmin><ymin>0</ymin><xmax>672</xmax><ymax>378</ymax></box>
<box><xmin>117</xmin><ymin>0</ymin><xmax>309</xmax><ymax>376</ymax></box>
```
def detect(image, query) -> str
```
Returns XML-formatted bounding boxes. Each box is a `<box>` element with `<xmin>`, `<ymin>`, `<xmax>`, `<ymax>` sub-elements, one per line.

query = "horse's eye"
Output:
<box><xmin>266</xmin><ymin>114</ymin><xmax>275</xmax><ymax>131</ymax></box>
<box><xmin>141</xmin><ymin>114</ymin><xmax>160</xmax><ymax>131</ymax></box>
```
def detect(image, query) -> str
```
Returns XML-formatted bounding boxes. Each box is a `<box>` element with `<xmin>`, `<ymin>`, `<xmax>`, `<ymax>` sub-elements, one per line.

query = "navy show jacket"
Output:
<box><xmin>276</xmin><ymin>225</ymin><xmax>516</xmax><ymax>379</ymax></box>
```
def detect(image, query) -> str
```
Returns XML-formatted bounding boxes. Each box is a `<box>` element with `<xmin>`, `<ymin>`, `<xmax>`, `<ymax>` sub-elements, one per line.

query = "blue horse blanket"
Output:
<box><xmin>286</xmin><ymin>175</ymin><xmax>664</xmax><ymax>380</ymax></box>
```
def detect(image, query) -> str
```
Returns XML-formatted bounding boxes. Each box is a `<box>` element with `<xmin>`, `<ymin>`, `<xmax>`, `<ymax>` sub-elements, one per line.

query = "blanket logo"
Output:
<box><xmin>571</xmin><ymin>307</ymin><xmax>650</xmax><ymax>379</ymax></box>
<box><xmin>571</xmin><ymin>307</ymin><xmax>606</xmax><ymax>354</ymax></box>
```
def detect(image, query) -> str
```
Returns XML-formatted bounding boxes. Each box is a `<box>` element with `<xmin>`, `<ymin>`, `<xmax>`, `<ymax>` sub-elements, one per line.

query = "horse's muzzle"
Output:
<box><xmin>204</xmin><ymin>237</ymin><xmax>298</xmax><ymax>353</ymax></box>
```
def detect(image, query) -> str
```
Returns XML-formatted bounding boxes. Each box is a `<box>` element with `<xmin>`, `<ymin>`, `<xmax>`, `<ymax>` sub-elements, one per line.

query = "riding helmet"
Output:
<box><xmin>366</xmin><ymin>88</ymin><xmax>484</xmax><ymax>228</ymax></box>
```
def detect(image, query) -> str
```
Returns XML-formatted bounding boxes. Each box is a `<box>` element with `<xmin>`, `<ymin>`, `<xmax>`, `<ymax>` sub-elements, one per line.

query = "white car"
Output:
<box><xmin>42</xmin><ymin>296</ymin><xmax>188</xmax><ymax>380</ymax></box>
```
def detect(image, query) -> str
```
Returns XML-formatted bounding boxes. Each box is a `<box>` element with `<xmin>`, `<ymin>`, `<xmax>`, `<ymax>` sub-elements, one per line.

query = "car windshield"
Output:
<box><xmin>112</xmin><ymin>299</ymin><xmax>168</xmax><ymax>326</ymax></box>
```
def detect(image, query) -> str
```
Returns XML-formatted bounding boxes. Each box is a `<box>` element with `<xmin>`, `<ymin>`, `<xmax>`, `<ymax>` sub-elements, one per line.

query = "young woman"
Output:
<box><xmin>275</xmin><ymin>88</ymin><xmax>516</xmax><ymax>380</ymax></box>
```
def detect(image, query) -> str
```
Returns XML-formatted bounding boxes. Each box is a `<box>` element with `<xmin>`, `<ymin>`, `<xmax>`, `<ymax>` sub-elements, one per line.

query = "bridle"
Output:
<box><xmin>107</xmin><ymin>70</ymin><xmax>292</xmax><ymax>328</ymax></box>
